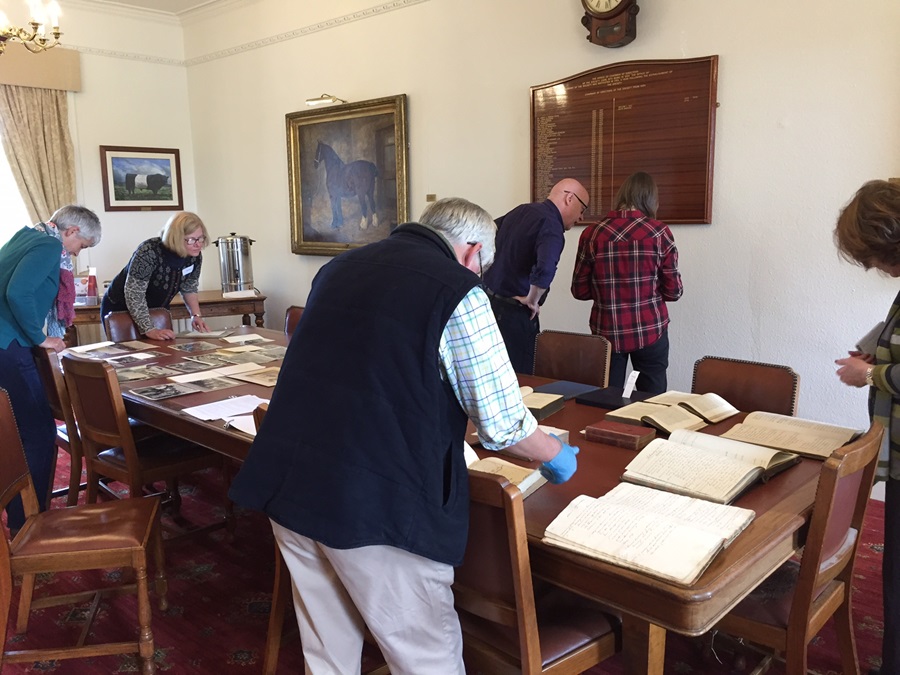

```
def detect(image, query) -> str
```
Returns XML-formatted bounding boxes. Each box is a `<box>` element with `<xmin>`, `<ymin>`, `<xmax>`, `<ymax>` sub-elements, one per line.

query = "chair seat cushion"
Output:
<box><xmin>98</xmin><ymin>434</ymin><xmax>219</xmax><ymax>474</ymax></box>
<box><xmin>728</xmin><ymin>559</ymin><xmax>800</xmax><ymax>628</ymax></box>
<box><xmin>10</xmin><ymin>497</ymin><xmax>159</xmax><ymax>561</ymax></box>
<box><xmin>458</xmin><ymin>578</ymin><xmax>619</xmax><ymax>666</ymax></box>
<box><xmin>55</xmin><ymin>417</ymin><xmax>160</xmax><ymax>449</ymax></box>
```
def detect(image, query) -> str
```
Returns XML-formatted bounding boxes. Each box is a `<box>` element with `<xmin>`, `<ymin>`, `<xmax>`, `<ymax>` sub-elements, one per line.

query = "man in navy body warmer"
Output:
<box><xmin>483</xmin><ymin>178</ymin><xmax>589</xmax><ymax>374</ymax></box>
<box><xmin>229</xmin><ymin>198</ymin><xmax>579</xmax><ymax>674</ymax></box>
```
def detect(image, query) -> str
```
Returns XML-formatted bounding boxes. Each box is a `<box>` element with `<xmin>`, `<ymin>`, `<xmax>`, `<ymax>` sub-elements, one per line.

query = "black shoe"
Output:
<box><xmin>868</xmin><ymin>669</ymin><xmax>880</xmax><ymax>675</ymax></box>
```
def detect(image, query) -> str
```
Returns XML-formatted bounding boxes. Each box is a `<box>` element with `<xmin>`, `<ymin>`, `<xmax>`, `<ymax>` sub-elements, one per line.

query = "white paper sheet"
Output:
<box><xmin>182</xmin><ymin>394</ymin><xmax>269</xmax><ymax>420</ymax></box>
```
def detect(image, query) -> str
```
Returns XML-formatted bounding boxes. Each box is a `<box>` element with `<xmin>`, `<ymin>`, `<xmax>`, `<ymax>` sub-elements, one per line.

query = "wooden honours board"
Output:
<box><xmin>531</xmin><ymin>56</ymin><xmax>718</xmax><ymax>224</ymax></box>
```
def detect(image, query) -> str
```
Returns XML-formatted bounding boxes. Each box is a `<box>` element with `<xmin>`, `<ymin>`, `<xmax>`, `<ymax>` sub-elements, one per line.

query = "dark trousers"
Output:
<box><xmin>608</xmin><ymin>330</ymin><xmax>670</xmax><ymax>395</ymax></box>
<box><xmin>0</xmin><ymin>341</ymin><xmax>56</xmax><ymax>530</ymax></box>
<box><xmin>884</xmin><ymin>478</ymin><xmax>899</xmax><ymax>673</ymax></box>
<box><xmin>488</xmin><ymin>296</ymin><xmax>539</xmax><ymax>375</ymax></box>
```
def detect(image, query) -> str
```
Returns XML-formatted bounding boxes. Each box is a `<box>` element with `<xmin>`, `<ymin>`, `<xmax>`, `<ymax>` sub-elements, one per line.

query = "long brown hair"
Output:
<box><xmin>834</xmin><ymin>180</ymin><xmax>900</xmax><ymax>269</ymax></box>
<box><xmin>615</xmin><ymin>172</ymin><xmax>659</xmax><ymax>218</ymax></box>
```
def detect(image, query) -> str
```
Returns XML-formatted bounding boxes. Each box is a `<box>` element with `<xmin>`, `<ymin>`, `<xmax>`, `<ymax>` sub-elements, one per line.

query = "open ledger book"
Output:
<box><xmin>722</xmin><ymin>411</ymin><xmax>859</xmax><ymax>459</ymax></box>
<box><xmin>605</xmin><ymin>401</ymin><xmax>708</xmax><ymax>434</ymax></box>
<box><xmin>644</xmin><ymin>390</ymin><xmax>740</xmax><ymax>424</ymax></box>
<box><xmin>543</xmin><ymin>482</ymin><xmax>755</xmax><ymax>585</ymax></box>
<box><xmin>464</xmin><ymin>442</ymin><xmax>547</xmax><ymax>498</ymax></box>
<box><xmin>622</xmin><ymin>428</ymin><xmax>800</xmax><ymax>504</ymax></box>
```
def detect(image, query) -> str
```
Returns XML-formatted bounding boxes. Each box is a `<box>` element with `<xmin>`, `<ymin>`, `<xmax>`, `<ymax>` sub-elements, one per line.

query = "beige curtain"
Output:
<box><xmin>0</xmin><ymin>83</ymin><xmax>76</xmax><ymax>223</ymax></box>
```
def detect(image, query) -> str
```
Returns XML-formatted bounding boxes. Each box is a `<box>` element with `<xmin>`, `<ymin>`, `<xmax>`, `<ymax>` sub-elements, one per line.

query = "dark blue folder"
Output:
<box><xmin>574</xmin><ymin>387</ymin><xmax>654</xmax><ymax>410</ymax></box>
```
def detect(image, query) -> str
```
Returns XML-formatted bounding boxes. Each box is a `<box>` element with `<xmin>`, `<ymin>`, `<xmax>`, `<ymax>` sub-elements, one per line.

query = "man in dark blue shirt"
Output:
<box><xmin>483</xmin><ymin>178</ymin><xmax>589</xmax><ymax>373</ymax></box>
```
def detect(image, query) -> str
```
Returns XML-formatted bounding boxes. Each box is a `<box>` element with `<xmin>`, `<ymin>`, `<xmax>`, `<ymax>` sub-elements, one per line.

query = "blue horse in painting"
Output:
<box><xmin>314</xmin><ymin>141</ymin><xmax>379</xmax><ymax>230</ymax></box>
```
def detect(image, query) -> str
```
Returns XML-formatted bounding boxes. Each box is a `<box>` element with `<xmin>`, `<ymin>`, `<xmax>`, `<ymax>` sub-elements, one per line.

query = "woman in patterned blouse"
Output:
<box><xmin>101</xmin><ymin>212</ymin><xmax>211</xmax><ymax>340</ymax></box>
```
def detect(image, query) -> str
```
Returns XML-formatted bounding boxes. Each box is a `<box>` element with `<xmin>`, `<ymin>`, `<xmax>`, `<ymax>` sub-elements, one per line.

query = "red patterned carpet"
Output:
<box><xmin>2</xmin><ymin>453</ymin><xmax>886</xmax><ymax>674</ymax></box>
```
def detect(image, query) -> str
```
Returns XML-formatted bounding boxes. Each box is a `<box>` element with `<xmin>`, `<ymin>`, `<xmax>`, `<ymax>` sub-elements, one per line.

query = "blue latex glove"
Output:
<box><xmin>539</xmin><ymin>434</ymin><xmax>579</xmax><ymax>484</ymax></box>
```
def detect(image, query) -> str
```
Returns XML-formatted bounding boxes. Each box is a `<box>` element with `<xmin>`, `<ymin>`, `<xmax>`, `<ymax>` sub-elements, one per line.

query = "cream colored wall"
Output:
<box><xmin>59</xmin><ymin>3</ymin><xmax>194</xmax><ymax>287</ymax></box>
<box><xmin>61</xmin><ymin>0</ymin><xmax>900</xmax><ymax>431</ymax></box>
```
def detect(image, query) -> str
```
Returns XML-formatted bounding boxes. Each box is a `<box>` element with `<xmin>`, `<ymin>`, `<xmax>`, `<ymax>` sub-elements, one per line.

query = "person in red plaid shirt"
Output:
<box><xmin>571</xmin><ymin>172</ymin><xmax>682</xmax><ymax>394</ymax></box>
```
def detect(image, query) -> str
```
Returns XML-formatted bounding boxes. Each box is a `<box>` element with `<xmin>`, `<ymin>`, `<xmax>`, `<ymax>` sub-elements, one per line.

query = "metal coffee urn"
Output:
<box><xmin>215</xmin><ymin>233</ymin><xmax>256</xmax><ymax>294</ymax></box>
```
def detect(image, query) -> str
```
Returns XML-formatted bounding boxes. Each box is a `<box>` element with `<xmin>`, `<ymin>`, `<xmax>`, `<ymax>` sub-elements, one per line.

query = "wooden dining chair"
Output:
<box><xmin>532</xmin><ymin>330</ymin><xmax>611</xmax><ymax>387</ymax></box>
<box><xmin>691</xmin><ymin>355</ymin><xmax>800</xmax><ymax>416</ymax></box>
<box><xmin>283</xmin><ymin>305</ymin><xmax>304</xmax><ymax>337</ymax></box>
<box><xmin>60</xmin><ymin>353</ymin><xmax>235</xmax><ymax>537</ymax></box>
<box><xmin>454</xmin><ymin>470</ymin><xmax>621</xmax><ymax>674</ymax></box>
<box><xmin>31</xmin><ymin>346</ymin><xmax>87</xmax><ymax>507</ymax></box>
<box><xmin>104</xmin><ymin>308</ymin><xmax>174</xmax><ymax>342</ymax></box>
<box><xmin>710</xmin><ymin>422</ymin><xmax>883</xmax><ymax>675</ymax></box>
<box><xmin>0</xmin><ymin>387</ymin><xmax>168</xmax><ymax>673</ymax></box>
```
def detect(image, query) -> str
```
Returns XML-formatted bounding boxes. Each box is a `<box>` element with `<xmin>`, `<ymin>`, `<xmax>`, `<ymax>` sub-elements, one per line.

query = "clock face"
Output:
<box><xmin>584</xmin><ymin>0</ymin><xmax>625</xmax><ymax>14</ymax></box>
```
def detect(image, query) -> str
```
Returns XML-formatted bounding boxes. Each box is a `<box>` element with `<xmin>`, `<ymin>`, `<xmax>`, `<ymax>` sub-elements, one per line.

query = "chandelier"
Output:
<box><xmin>0</xmin><ymin>1</ymin><xmax>62</xmax><ymax>55</ymax></box>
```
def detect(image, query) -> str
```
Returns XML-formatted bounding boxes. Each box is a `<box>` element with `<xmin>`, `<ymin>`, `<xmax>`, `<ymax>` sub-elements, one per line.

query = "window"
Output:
<box><xmin>0</xmin><ymin>142</ymin><xmax>32</xmax><ymax>244</ymax></box>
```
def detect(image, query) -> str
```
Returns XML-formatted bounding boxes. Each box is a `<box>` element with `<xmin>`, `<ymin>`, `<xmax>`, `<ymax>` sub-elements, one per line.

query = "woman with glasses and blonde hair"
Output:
<box><xmin>101</xmin><ymin>211</ymin><xmax>211</xmax><ymax>340</ymax></box>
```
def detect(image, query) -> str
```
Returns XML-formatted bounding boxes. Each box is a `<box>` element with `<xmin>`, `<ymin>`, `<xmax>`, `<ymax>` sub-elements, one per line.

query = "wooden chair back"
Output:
<box><xmin>532</xmin><ymin>330</ymin><xmax>611</xmax><ymax>388</ymax></box>
<box><xmin>31</xmin><ymin>347</ymin><xmax>85</xmax><ymax>506</ymax></box>
<box><xmin>454</xmin><ymin>471</ymin><xmax>619</xmax><ymax>674</ymax></box>
<box><xmin>61</xmin><ymin>354</ymin><xmax>141</xmax><ymax>476</ymax></box>
<box><xmin>284</xmin><ymin>306</ymin><xmax>304</xmax><ymax>337</ymax></box>
<box><xmin>104</xmin><ymin>308</ymin><xmax>173</xmax><ymax>342</ymax></box>
<box><xmin>715</xmin><ymin>422</ymin><xmax>883</xmax><ymax>674</ymax></box>
<box><xmin>691</xmin><ymin>355</ymin><xmax>800</xmax><ymax>416</ymax></box>
<box><xmin>0</xmin><ymin>389</ymin><xmax>40</xmax><ymax>522</ymax></box>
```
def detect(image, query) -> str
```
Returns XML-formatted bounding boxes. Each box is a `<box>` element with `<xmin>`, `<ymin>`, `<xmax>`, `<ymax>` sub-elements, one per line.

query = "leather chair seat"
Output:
<box><xmin>727</xmin><ymin>529</ymin><xmax>856</xmax><ymax>628</ymax></box>
<box><xmin>55</xmin><ymin>417</ymin><xmax>159</xmax><ymax>448</ymax></box>
<box><xmin>10</xmin><ymin>497</ymin><xmax>160</xmax><ymax>562</ymax></box>
<box><xmin>97</xmin><ymin>439</ymin><xmax>219</xmax><ymax>476</ymax></box>
<box><xmin>458</xmin><ymin>579</ymin><xmax>619</xmax><ymax>666</ymax></box>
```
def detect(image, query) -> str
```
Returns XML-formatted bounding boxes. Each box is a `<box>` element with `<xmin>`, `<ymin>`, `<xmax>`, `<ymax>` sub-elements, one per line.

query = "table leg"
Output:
<box><xmin>254</xmin><ymin>311</ymin><xmax>265</xmax><ymax>328</ymax></box>
<box><xmin>621</xmin><ymin>614</ymin><xmax>667</xmax><ymax>675</ymax></box>
<box><xmin>241</xmin><ymin>314</ymin><xmax>250</xmax><ymax>326</ymax></box>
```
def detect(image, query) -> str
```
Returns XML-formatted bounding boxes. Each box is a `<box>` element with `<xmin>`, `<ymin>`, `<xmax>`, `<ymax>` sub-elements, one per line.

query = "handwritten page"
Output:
<box><xmin>543</xmin><ymin>484</ymin><xmax>754</xmax><ymax>584</ymax></box>
<box><xmin>723</xmin><ymin>411</ymin><xmax>858</xmax><ymax>459</ymax></box>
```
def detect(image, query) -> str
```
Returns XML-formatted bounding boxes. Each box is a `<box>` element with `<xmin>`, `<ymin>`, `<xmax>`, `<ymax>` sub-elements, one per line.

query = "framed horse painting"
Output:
<box><xmin>286</xmin><ymin>94</ymin><xmax>409</xmax><ymax>256</ymax></box>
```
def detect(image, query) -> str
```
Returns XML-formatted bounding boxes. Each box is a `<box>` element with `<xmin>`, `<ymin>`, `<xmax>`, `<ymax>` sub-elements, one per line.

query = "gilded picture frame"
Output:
<box><xmin>286</xmin><ymin>94</ymin><xmax>409</xmax><ymax>256</ymax></box>
<box><xmin>99</xmin><ymin>145</ymin><xmax>184</xmax><ymax>212</ymax></box>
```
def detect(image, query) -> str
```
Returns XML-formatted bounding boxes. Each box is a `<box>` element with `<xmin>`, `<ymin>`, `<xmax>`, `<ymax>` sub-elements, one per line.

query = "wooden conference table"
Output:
<box><xmin>116</xmin><ymin>330</ymin><xmax>821</xmax><ymax>675</ymax></box>
<box><xmin>68</xmin><ymin>290</ymin><xmax>267</xmax><ymax>347</ymax></box>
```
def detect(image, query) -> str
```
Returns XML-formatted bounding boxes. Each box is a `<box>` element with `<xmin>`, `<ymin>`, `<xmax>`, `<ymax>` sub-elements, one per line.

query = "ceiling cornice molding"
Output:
<box><xmin>67</xmin><ymin>44</ymin><xmax>184</xmax><ymax>66</ymax></box>
<box><xmin>65</xmin><ymin>0</ymin><xmax>431</xmax><ymax>68</ymax></box>
<box><xmin>64</xmin><ymin>0</ymin><xmax>182</xmax><ymax>25</ymax></box>
<box><xmin>184</xmin><ymin>0</ymin><xmax>431</xmax><ymax>67</ymax></box>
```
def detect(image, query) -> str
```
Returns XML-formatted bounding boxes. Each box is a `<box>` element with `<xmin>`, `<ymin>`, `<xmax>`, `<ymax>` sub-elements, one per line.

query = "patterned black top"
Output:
<box><xmin>101</xmin><ymin>237</ymin><xmax>201</xmax><ymax>334</ymax></box>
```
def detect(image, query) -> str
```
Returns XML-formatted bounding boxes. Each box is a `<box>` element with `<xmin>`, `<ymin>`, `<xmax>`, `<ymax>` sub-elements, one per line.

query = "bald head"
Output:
<box><xmin>548</xmin><ymin>178</ymin><xmax>589</xmax><ymax>230</ymax></box>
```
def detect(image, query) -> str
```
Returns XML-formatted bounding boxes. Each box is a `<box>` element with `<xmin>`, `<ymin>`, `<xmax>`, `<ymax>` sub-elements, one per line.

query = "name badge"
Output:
<box><xmin>182</xmin><ymin>264</ymin><xmax>194</xmax><ymax>276</ymax></box>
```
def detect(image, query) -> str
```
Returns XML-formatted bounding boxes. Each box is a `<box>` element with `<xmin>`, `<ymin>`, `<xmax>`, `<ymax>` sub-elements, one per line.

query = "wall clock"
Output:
<box><xmin>581</xmin><ymin>0</ymin><xmax>639</xmax><ymax>48</ymax></box>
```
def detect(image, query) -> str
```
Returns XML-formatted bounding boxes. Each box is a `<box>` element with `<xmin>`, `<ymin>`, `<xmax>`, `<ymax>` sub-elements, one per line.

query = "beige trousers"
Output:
<box><xmin>271</xmin><ymin>520</ymin><xmax>465</xmax><ymax>675</ymax></box>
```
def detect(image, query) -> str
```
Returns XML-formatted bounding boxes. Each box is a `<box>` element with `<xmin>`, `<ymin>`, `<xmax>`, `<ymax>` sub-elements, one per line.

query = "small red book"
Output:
<box><xmin>585</xmin><ymin>419</ymin><xmax>656</xmax><ymax>451</ymax></box>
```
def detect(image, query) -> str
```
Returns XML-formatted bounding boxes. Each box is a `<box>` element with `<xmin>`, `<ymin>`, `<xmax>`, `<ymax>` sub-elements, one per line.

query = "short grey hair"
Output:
<box><xmin>49</xmin><ymin>205</ymin><xmax>102</xmax><ymax>246</ymax></box>
<box><xmin>418</xmin><ymin>197</ymin><xmax>496</xmax><ymax>268</ymax></box>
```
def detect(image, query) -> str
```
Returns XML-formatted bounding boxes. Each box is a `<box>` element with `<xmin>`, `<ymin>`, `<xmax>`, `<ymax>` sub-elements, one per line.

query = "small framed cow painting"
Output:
<box><xmin>286</xmin><ymin>94</ymin><xmax>409</xmax><ymax>256</ymax></box>
<box><xmin>99</xmin><ymin>146</ymin><xmax>184</xmax><ymax>212</ymax></box>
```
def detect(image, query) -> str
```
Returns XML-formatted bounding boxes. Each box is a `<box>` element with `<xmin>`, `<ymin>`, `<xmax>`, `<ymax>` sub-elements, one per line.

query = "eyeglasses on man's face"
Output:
<box><xmin>564</xmin><ymin>190</ymin><xmax>589</xmax><ymax>215</ymax></box>
<box><xmin>184</xmin><ymin>235</ymin><xmax>207</xmax><ymax>246</ymax></box>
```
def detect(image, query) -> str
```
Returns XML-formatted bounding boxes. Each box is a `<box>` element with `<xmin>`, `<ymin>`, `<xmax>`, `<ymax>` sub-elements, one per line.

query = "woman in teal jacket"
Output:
<box><xmin>0</xmin><ymin>205</ymin><xmax>100</xmax><ymax>532</ymax></box>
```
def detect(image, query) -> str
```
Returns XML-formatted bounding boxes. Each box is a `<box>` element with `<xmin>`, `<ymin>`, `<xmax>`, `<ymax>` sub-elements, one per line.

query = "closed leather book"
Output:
<box><xmin>585</xmin><ymin>419</ymin><xmax>656</xmax><ymax>450</ymax></box>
